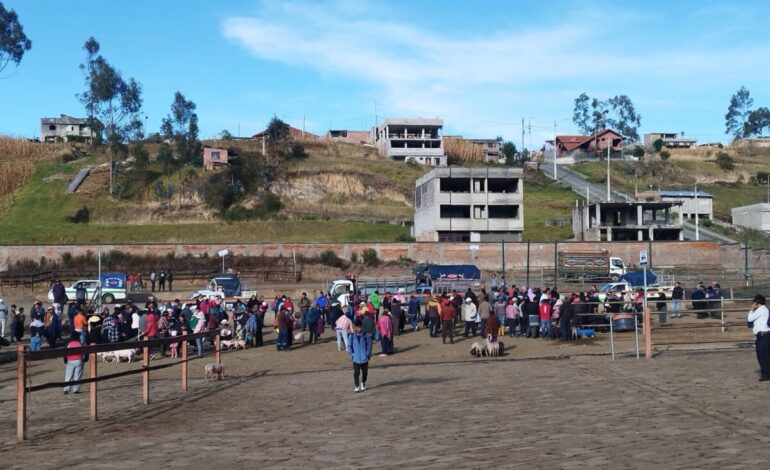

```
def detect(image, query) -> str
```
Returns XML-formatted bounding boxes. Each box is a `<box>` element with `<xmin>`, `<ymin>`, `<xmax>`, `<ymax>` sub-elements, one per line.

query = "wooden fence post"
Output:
<box><xmin>215</xmin><ymin>332</ymin><xmax>221</xmax><ymax>364</ymax></box>
<box><xmin>142</xmin><ymin>341</ymin><xmax>150</xmax><ymax>405</ymax></box>
<box><xmin>181</xmin><ymin>338</ymin><xmax>188</xmax><ymax>392</ymax></box>
<box><xmin>89</xmin><ymin>349</ymin><xmax>98</xmax><ymax>421</ymax></box>
<box><xmin>644</xmin><ymin>307</ymin><xmax>652</xmax><ymax>360</ymax></box>
<box><xmin>16</xmin><ymin>344</ymin><xmax>27</xmax><ymax>441</ymax></box>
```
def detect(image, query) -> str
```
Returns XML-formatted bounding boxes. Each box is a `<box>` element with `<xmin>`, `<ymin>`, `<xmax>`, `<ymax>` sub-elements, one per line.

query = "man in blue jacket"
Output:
<box><xmin>347</xmin><ymin>319</ymin><xmax>372</xmax><ymax>393</ymax></box>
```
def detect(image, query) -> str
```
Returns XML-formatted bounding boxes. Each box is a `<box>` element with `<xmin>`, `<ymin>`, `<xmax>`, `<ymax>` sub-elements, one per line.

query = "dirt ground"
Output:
<box><xmin>1</xmin><ymin>308</ymin><xmax>768</xmax><ymax>469</ymax></box>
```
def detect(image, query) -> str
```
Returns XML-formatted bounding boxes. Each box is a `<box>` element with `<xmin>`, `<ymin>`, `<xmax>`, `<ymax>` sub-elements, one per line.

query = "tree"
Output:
<box><xmin>744</xmin><ymin>107</ymin><xmax>770</xmax><ymax>137</ymax></box>
<box><xmin>501</xmin><ymin>141</ymin><xmax>517</xmax><ymax>166</ymax></box>
<box><xmin>652</xmin><ymin>138</ymin><xmax>664</xmax><ymax>153</ymax></box>
<box><xmin>156</xmin><ymin>143</ymin><xmax>175</xmax><ymax>175</ymax></box>
<box><xmin>0</xmin><ymin>2</ymin><xmax>32</xmax><ymax>75</ymax></box>
<box><xmin>265</xmin><ymin>116</ymin><xmax>291</xmax><ymax>143</ymax></box>
<box><xmin>78</xmin><ymin>37</ymin><xmax>143</xmax><ymax>146</ymax></box>
<box><xmin>219</xmin><ymin>129</ymin><xmax>233</xmax><ymax>140</ymax></box>
<box><xmin>607</xmin><ymin>95</ymin><xmax>641</xmax><ymax>142</ymax></box>
<box><xmin>572</xmin><ymin>93</ymin><xmax>591</xmax><ymax>134</ymax></box>
<box><xmin>725</xmin><ymin>86</ymin><xmax>753</xmax><ymax>139</ymax></box>
<box><xmin>573</xmin><ymin>93</ymin><xmax>642</xmax><ymax>142</ymax></box>
<box><xmin>161</xmin><ymin>91</ymin><xmax>201</xmax><ymax>165</ymax></box>
<box><xmin>632</xmin><ymin>146</ymin><xmax>645</xmax><ymax>159</ymax></box>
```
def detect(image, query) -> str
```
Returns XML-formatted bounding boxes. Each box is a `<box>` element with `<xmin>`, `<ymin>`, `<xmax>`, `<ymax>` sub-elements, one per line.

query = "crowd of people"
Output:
<box><xmin>1</xmin><ymin>275</ymin><xmax>767</xmax><ymax>391</ymax></box>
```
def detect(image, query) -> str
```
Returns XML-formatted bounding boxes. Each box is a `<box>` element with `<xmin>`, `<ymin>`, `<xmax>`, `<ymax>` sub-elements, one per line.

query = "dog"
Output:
<box><xmin>204</xmin><ymin>363</ymin><xmax>225</xmax><ymax>381</ymax></box>
<box><xmin>111</xmin><ymin>348</ymin><xmax>137</xmax><ymax>363</ymax></box>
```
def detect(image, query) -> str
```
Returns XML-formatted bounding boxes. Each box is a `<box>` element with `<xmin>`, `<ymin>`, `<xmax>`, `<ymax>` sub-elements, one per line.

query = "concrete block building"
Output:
<box><xmin>413</xmin><ymin>167</ymin><xmax>524</xmax><ymax>242</ymax></box>
<box><xmin>732</xmin><ymin>203</ymin><xmax>770</xmax><ymax>233</ymax></box>
<box><xmin>573</xmin><ymin>201</ymin><xmax>684</xmax><ymax>241</ymax></box>
<box><xmin>643</xmin><ymin>132</ymin><xmax>697</xmax><ymax>148</ymax></box>
<box><xmin>40</xmin><ymin>114</ymin><xmax>99</xmax><ymax>143</ymax></box>
<box><xmin>659</xmin><ymin>190</ymin><xmax>713</xmax><ymax>220</ymax></box>
<box><xmin>374</xmin><ymin>118</ymin><xmax>447</xmax><ymax>166</ymax></box>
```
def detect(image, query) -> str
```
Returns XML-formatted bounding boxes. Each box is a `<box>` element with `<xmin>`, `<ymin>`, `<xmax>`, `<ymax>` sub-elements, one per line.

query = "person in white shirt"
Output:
<box><xmin>747</xmin><ymin>294</ymin><xmax>770</xmax><ymax>381</ymax></box>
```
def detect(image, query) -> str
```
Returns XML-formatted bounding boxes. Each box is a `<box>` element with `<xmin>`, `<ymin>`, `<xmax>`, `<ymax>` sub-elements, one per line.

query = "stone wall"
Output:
<box><xmin>1</xmin><ymin>241</ymin><xmax>767</xmax><ymax>272</ymax></box>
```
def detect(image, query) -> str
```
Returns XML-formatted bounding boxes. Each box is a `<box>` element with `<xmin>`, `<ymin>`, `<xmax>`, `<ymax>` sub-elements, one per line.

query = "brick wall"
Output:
<box><xmin>1</xmin><ymin>241</ymin><xmax>767</xmax><ymax>272</ymax></box>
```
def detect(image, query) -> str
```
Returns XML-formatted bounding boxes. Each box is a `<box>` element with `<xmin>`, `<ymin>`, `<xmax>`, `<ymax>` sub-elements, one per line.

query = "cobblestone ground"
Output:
<box><xmin>1</xmin><ymin>327</ymin><xmax>769</xmax><ymax>469</ymax></box>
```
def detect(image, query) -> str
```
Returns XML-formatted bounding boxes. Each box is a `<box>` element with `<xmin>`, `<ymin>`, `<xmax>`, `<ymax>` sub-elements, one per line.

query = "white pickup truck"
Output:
<box><xmin>596</xmin><ymin>282</ymin><xmax>674</xmax><ymax>301</ymax></box>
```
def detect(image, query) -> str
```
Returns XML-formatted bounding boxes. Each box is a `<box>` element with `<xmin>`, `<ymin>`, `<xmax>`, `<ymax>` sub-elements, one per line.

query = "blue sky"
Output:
<box><xmin>2</xmin><ymin>0</ymin><xmax>769</xmax><ymax>146</ymax></box>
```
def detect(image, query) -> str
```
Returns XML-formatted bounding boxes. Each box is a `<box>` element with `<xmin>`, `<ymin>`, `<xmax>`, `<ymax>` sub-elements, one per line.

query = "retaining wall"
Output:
<box><xmin>1</xmin><ymin>241</ymin><xmax>766</xmax><ymax>272</ymax></box>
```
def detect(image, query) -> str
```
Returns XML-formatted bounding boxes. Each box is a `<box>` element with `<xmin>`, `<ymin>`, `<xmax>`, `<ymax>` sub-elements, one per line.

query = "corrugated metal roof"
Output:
<box><xmin>660</xmin><ymin>190</ymin><xmax>712</xmax><ymax>198</ymax></box>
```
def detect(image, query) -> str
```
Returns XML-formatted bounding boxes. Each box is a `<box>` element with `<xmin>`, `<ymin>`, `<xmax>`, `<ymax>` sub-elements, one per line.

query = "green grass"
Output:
<box><xmin>0</xmin><ymin>160</ymin><xmax>410</xmax><ymax>244</ymax></box>
<box><xmin>523</xmin><ymin>173</ymin><xmax>583</xmax><ymax>240</ymax></box>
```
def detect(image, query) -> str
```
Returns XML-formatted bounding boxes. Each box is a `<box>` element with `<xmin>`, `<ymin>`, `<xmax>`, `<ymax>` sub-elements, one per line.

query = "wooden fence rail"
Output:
<box><xmin>16</xmin><ymin>328</ymin><xmax>221</xmax><ymax>441</ymax></box>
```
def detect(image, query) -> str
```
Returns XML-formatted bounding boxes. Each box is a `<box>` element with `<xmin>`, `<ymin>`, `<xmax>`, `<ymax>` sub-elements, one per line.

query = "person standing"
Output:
<box><xmin>377</xmin><ymin>310</ymin><xmax>393</xmax><ymax>356</ymax></box>
<box><xmin>485</xmin><ymin>311</ymin><xmax>500</xmax><ymax>343</ymax></box>
<box><xmin>158</xmin><ymin>271</ymin><xmax>166</xmax><ymax>292</ymax></box>
<box><xmin>12</xmin><ymin>306</ymin><xmax>25</xmax><ymax>343</ymax></box>
<box><xmin>426</xmin><ymin>297</ymin><xmax>440</xmax><ymax>337</ymax></box>
<box><xmin>335</xmin><ymin>311</ymin><xmax>353</xmax><ymax>352</ymax></box>
<box><xmin>539</xmin><ymin>298</ymin><xmax>553</xmax><ymax>340</ymax></box>
<box><xmin>63</xmin><ymin>333</ymin><xmax>87</xmax><ymax>394</ymax></box>
<box><xmin>559</xmin><ymin>297</ymin><xmax>575</xmax><ymax>341</ymax></box>
<box><xmin>348</xmin><ymin>319</ymin><xmax>371</xmax><ymax>392</ymax></box>
<box><xmin>0</xmin><ymin>299</ymin><xmax>7</xmax><ymax>339</ymax></box>
<box><xmin>671</xmin><ymin>282</ymin><xmax>684</xmax><ymax>318</ymax></box>
<box><xmin>150</xmin><ymin>271</ymin><xmax>157</xmax><ymax>292</ymax></box>
<box><xmin>45</xmin><ymin>307</ymin><xmax>62</xmax><ymax>348</ymax></box>
<box><xmin>440</xmin><ymin>300</ymin><xmax>455</xmax><ymax>344</ymax></box>
<box><xmin>748</xmin><ymin>294</ymin><xmax>770</xmax><ymax>382</ymax></box>
<box><xmin>166</xmin><ymin>269</ymin><xmax>174</xmax><ymax>292</ymax></box>
<box><xmin>462</xmin><ymin>298</ymin><xmax>478</xmax><ymax>337</ymax></box>
<box><xmin>51</xmin><ymin>280</ymin><xmax>67</xmax><ymax>306</ymax></box>
<box><xmin>408</xmin><ymin>295</ymin><xmax>421</xmax><ymax>332</ymax></box>
<box><xmin>75</xmin><ymin>283</ymin><xmax>87</xmax><ymax>309</ymax></box>
<box><xmin>478</xmin><ymin>296</ymin><xmax>491</xmax><ymax>338</ymax></box>
<box><xmin>73</xmin><ymin>309</ymin><xmax>88</xmax><ymax>345</ymax></box>
<box><xmin>275</xmin><ymin>307</ymin><xmax>289</xmax><ymax>351</ymax></box>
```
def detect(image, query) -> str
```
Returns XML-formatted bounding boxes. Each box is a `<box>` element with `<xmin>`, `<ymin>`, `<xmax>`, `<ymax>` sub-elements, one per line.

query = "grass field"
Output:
<box><xmin>522</xmin><ymin>172</ymin><xmax>583</xmax><ymax>240</ymax></box>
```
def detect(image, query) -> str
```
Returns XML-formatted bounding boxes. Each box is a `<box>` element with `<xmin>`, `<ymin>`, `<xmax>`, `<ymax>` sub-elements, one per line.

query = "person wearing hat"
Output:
<box><xmin>748</xmin><ymin>294</ymin><xmax>770</xmax><ymax>381</ymax></box>
<box><xmin>0</xmin><ymin>298</ymin><xmax>8</xmax><ymax>339</ymax></box>
<box><xmin>45</xmin><ymin>306</ymin><xmax>62</xmax><ymax>348</ymax></box>
<box><xmin>462</xmin><ymin>297</ymin><xmax>478</xmax><ymax>337</ymax></box>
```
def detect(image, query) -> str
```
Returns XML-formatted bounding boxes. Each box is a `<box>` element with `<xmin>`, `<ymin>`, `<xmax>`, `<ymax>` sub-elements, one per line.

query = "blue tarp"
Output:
<box><xmin>621</xmin><ymin>270</ymin><xmax>657</xmax><ymax>287</ymax></box>
<box><xmin>425</xmin><ymin>264</ymin><xmax>481</xmax><ymax>280</ymax></box>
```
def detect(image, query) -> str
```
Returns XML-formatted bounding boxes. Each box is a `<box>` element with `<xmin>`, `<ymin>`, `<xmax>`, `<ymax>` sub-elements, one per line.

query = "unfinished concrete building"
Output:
<box><xmin>573</xmin><ymin>201</ymin><xmax>684</xmax><ymax>241</ymax></box>
<box><xmin>374</xmin><ymin>118</ymin><xmax>447</xmax><ymax>166</ymax></box>
<box><xmin>413</xmin><ymin>167</ymin><xmax>524</xmax><ymax>242</ymax></box>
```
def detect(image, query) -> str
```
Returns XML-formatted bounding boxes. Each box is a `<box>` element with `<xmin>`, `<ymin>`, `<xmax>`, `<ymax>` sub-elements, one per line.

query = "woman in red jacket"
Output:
<box><xmin>539</xmin><ymin>299</ymin><xmax>552</xmax><ymax>340</ymax></box>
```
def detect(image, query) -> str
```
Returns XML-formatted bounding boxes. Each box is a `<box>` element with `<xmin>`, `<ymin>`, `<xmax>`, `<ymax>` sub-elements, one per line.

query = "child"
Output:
<box><xmin>347</xmin><ymin>319</ymin><xmax>372</xmax><ymax>393</ymax></box>
<box><xmin>169</xmin><ymin>329</ymin><xmax>179</xmax><ymax>358</ymax></box>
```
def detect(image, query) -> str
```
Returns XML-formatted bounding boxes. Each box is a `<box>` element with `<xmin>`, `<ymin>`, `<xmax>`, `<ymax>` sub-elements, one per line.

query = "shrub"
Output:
<box><xmin>715</xmin><ymin>152</ymin><xmax>735</xmax><ymax>171</ymax></box>
<box><xmin>362</xmin><ymin>248</ymin><xmax>379</xmax><ymax>266</ymax></box>
<box><xmin>67</xmin><ymin>206</ymin><xmax>90</xmax><ymax>223</ymax></box>
<box><xmin>756</xmin><ymin>171</ymin><xmax>770</xmax><ymax>185</ymax></box>
<box><xmin>288</xmin><ymin>143</ymin><xmax>307</xmax><ymax>160</ymax></box>
<box><xmin>632</xmin><ymin>146</ymin><xmax>645</xmax><ymax>159</ymax></box>
<box><xmin>659</xmin><ymin>150</ymin><xmax>671</xmax><ymax>161</ymax></box>
<box><xmin>319</xmin><ymin>250</ymin><xmax>346</xmax><ymax>269</ymax></box>
<box><xmin>350</xmin><ymin>252</ymin><xmax>359</xmax><ymax>263</ymax></box>
<box><xmin>395</xmin><ymin>233</ymin><xmax>415</xmax><ymax>242</ymax></box>
<box><xmin>652</xmin><ymin>138</ymin><xmax>664</xmax><ymax>153</ymax></box>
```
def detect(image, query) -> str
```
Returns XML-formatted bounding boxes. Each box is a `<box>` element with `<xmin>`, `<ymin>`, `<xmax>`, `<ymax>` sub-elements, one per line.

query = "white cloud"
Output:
<box><xmin>221</xmin><ymin>1</ymin><xmax>770</xmax><ymax>141</ymax></box>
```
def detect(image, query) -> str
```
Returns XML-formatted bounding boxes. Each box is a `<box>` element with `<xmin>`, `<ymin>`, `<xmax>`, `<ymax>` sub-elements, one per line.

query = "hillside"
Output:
<box><xmin>0</xmin><ymin>137</ymin><xmax>582</xmax><ymax>243</ymax></box>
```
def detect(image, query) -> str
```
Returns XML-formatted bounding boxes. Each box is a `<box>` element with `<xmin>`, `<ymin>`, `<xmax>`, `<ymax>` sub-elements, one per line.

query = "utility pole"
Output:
<box><xmin>553</xmin><ymin>121</ymin><xmax>557</xmax><ymax>180</ymax></box>
<box><xmin>521</xmin><ymin>117</ymin><xmax>525</xmax><ymax>153</ymax></box>
<box><xmin>528</xmin><ymin>120</ymin><xmax>532</xmax><ymax>150</ymax></box>
<box><xmin>606</xmin><ymin>142</ymin><xmax>611</xmax><ymax>202</ymax></box>
<box><xmin>302</xmin><ymin>115</ymin><xmax>306</xmax><ymax>139</ymax></box>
